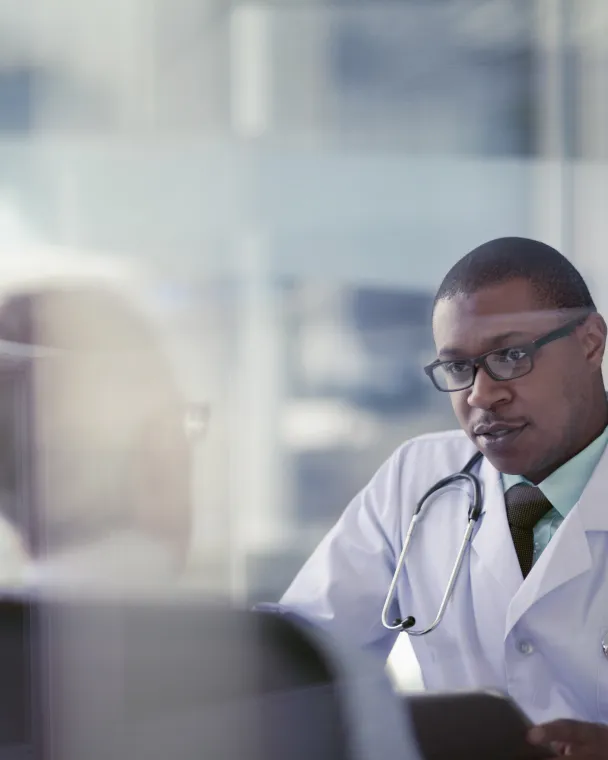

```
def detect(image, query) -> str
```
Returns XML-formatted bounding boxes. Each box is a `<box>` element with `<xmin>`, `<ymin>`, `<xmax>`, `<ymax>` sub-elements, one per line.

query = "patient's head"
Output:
<box><xmin>0</xmin><ymin>285</ymin><xmax>193</xmax><ymax>580</ymax></box>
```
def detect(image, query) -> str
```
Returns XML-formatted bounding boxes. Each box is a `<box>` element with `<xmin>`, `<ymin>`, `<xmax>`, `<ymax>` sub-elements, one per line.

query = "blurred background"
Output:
<box><xmin>0</xmin><ymin>0</ymin><xmax>607</xmax><ymax>689</ymax></box>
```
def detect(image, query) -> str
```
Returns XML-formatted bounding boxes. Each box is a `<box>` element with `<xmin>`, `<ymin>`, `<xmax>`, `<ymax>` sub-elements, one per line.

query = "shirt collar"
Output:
<box><xmin>502</xmin><ymin>426</ymin><xmax>608</xmax><ymax>519</ymax></box>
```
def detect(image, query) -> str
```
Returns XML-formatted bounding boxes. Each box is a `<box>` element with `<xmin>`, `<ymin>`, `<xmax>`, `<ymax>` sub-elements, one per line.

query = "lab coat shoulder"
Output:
<box><xmin>280</xmin><ymin>428</ymin><xmax>477</xmax><ymax>659</ymax></box>
<box><xmin>396</xmin><ymin>428</ymin><xmax>478</xmax><ymax>503</ymax></box>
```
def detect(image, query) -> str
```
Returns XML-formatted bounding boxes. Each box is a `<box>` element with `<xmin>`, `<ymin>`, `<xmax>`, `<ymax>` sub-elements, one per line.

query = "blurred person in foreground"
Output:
<box><xmin>0</xmin><ymin>284</ymin><xmax>192</xmax><ymax>589</ymax></box>
<box><xmin>274</xmin><ymin>238</ymin><xmax>608</xmax><ymax>758</ymax></box>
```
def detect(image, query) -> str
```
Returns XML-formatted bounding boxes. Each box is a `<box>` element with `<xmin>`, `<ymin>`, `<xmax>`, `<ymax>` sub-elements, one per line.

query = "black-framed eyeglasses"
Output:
<box><xmin>424</xmin><ymin>316</ymin><xmax>589</xmax><ymax>393</ymax></box>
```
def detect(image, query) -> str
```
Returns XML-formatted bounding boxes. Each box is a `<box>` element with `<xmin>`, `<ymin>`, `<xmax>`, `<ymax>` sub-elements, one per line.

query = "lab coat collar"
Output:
<box><xmin>574</xmin><ymin>441</ymin><xmax>608</xmax><ymax>532</ymax></box>
<box><xmin>503</xmin><ymin>444</ymin><xmax>608</xmax><ymax>635</ymax></box>
<box><xmin>472</xmin><ymin>444</ymin><xmax>608</xmax><ymax>638</ymax></box>
<box><xmin>505</xmin><ymin>506</ymin><xmax>591</xmax><ymax>635</ymax></box>
<box><xmin>472</xmin><ymin>455</ymin><xmax>522</xmax><ymax>603</ymax></box>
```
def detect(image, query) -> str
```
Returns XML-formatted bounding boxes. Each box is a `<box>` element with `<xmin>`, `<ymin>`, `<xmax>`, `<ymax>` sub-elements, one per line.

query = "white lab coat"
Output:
<box><xmin>281</xmin><ymin>429</ymin><xmax>608</xmax><ymax>725</ymax></box>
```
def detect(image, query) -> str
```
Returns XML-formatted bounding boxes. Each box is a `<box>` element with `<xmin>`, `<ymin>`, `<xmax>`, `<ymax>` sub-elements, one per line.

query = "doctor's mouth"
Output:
<box><xmin>472</xmin><ymin>420</ymin><xmax>529</xmax><ymax>452</ymax></box>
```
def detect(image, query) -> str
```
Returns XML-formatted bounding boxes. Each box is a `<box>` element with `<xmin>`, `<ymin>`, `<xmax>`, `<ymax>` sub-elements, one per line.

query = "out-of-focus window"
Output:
<box><xmin>0</xmin><ymin>68</ymin><xmax>36</xmax><ymax>132</ymax></box>
<box><xmin>0</xmin><ymin>0</ymin><xmax>604</xmax><ymax>619</ymax></box>
<box><xmin>328</xmin><ymin>0</ymin><xmax>536</xmax><ymax>155</ymax></box>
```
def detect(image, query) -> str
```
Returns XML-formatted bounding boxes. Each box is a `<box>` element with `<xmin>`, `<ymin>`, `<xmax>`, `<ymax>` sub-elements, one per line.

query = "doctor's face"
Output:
<box><xmin>432</xmin><ymin>278</ymin><xmax>607</xmax><ymax>483</ymax></box>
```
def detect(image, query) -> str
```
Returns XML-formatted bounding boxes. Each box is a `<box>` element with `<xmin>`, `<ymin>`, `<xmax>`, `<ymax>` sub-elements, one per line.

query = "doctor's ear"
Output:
<box><xmin>579</xmin><ymin>312</ymin><xmax>607</xmax><ymax>369</ymax></box>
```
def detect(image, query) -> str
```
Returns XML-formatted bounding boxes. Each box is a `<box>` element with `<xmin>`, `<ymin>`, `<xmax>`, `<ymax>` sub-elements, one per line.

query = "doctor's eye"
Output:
<box><xmin>443</xmin><ymin>361</ymin><xmax>472</xmax><ymax>375</ymax></box>
<box><xmin>494</xmin><ymin>347</ymin><xmax>529</xmax><ymax>363</ymax></box>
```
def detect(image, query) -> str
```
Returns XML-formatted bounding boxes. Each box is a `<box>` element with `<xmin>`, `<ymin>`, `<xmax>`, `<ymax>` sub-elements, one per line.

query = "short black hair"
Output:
<box><xmin>434</xmin><ymin>237</ymin><xmax>596</xmax><ymax>312</ymax></box>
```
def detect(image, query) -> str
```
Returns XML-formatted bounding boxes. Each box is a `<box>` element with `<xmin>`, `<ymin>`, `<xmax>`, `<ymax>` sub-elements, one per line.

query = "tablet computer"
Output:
<box><xmin>404</xmin><ymin>690</ymin><xmax>556</xmax><ymax>760</ymax></box>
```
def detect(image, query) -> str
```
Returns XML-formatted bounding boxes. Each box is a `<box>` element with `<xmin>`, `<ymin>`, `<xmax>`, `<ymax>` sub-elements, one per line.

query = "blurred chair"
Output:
<box><xmin>0</xmin><ymin>596</ymin><xmax>416</xmax><ymax>760</ymax></box>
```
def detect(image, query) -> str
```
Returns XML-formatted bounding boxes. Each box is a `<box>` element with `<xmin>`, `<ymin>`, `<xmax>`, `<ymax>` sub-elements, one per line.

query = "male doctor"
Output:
<box><xmin>278</xmin><ymin>237</ymin><xmax>608</xmax><ymax>758</ymax></box>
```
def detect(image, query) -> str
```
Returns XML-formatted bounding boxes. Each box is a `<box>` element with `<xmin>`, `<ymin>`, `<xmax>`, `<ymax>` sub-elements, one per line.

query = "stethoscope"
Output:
<box><xmin>381</xmin><ymin>450</ymin><xmax>484</xmax><ymax>636</ymax></box>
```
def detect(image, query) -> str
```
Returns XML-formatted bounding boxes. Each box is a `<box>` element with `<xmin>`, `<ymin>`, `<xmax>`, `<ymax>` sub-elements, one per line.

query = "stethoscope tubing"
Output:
<box><xmin>381</xmin><ymin>451</ymin><xmax>483</xmax><ymax>635</ymax></box>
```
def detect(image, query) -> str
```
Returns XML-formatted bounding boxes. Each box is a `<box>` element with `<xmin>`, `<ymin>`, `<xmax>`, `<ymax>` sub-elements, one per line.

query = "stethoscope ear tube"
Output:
<box><xmin>381</xmin><ymin>451</ymin><xmax>483</xmax><ymax>635</ymax></box>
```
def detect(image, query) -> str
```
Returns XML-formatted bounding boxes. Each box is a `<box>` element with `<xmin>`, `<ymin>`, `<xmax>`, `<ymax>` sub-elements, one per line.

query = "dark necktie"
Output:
<box><xmin>504</xmin><ymin>484</ymin><xmax>553</xmax><ymax>578</ymax></box>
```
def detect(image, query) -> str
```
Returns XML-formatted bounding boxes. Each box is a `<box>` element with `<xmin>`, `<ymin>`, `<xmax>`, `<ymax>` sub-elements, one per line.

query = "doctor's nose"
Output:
<box><xmin>466</xmin><ymin>366</ymin><xmax>512</xmax><ymax>410</ymax></box>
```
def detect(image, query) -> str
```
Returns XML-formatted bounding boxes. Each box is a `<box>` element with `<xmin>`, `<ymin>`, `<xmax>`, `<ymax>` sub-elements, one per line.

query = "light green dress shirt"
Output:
<box><xmin>501</xmin><ymin>427</ymin><xmax>608</xmax><ymax>565</ymax></box>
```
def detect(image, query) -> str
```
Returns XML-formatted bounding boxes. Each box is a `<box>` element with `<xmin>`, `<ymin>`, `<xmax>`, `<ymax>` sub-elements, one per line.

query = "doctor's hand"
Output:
<box><xmin>528</xmin><ymin>720</ymin><xmax>608</xmax><ymax>758</ymax></box>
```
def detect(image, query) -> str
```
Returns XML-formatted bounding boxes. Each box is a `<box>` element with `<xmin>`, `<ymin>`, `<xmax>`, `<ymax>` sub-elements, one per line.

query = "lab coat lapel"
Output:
<box><xmin>574</xmin><ymin>443</ymin><xmax>608</xmax><ymax>535</ymax></box>
<box><xmin>472</xmin><ymin>456</ymin><xmax>522</xmax><ymax>602</ymax></box>
<box><xmin>504</xmin><ymin>507</ymin><xmax>591</xmax><ymax>635</ymax></box>
<box><xmin>503</xmin><ymin>444</ymin><xmax>608</xmax><ymax>635</ymax></box>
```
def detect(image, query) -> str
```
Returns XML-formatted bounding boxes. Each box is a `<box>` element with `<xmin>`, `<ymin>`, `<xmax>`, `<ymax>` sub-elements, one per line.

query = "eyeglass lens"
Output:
<box><xmin>432</xmin><ymin>349</ymin><xmax>533</xmax><ymax>391</ymax></box>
